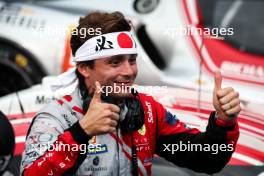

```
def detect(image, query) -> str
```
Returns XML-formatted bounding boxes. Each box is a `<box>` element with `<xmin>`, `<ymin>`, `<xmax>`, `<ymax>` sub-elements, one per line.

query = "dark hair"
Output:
<box><xmin>71</xmin><ymin>11</ymin><xmax>132</xmax><ymax>97</ymax></box>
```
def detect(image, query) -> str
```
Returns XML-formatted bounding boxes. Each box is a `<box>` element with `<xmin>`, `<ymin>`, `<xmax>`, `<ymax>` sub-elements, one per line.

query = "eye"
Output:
<box><xmin>112</xmin><ymin>60</ymin><xmax>121</xmax><ymax>65</ymax></box>
<box><xmin>108</xmin><ymin>56</ymin><xmax>122</xmax><ymax>66</ymax></box>
<box><xmin>129</xmin><ymin>55</ymin><xmax>137</xmax><ymax>64</ymax></box>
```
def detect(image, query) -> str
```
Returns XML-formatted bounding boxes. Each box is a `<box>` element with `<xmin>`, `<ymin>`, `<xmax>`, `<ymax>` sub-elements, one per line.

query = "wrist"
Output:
<box><xmin>215</xmin><ymin>111</ymin><xmax>237</xmax><ymax>127</ymax></box>
<box><xmin>68</xmin><ymin>121</ymin><xmax>92</xmax><ymax>144</ymax></box>
<box><xmin>79</xmin><ymin>119</ymin><xmax>93</xmax><ymax>136</ymax></box>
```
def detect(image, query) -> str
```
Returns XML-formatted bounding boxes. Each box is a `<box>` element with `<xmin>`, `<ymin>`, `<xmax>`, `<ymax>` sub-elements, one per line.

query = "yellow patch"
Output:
<box><xmin>138</xmin><ymin>125</ymin><xmax>146</xmax><ymax>136</ymax></box>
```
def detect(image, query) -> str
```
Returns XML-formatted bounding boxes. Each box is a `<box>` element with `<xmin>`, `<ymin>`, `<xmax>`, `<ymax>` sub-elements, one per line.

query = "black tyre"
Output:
<box><xmin>0</xmin><ymin>38</ymin><xmax>46</xmax><ymax>97</ymax></box>
<box><xmin>133</xmin><ymin>0</ymin><xmax>160</xmax><ymax>14</ymax></box>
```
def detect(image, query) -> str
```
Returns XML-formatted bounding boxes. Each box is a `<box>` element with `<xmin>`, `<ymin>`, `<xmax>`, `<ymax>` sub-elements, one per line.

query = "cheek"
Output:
<box><xmin>97</xmin><ymin>69</ymin><xmax>118</xmax><ymax>82</ymax></box>
<box><xmin>132</xmin><ymin>65</ymin><xmax>138</xmax><ymax>76</ymax></box>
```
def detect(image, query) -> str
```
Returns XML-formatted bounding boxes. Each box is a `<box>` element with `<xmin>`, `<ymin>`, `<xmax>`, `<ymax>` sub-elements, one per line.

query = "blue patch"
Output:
<box><xmin>165</xmin><ymin>111</ymin><xmax>178</xmax><ymax>126</ymax></box>
<box><xmin>87</xmin><ymin>144</ymin><xmax>108</xmax><ymax>155</ymax></box>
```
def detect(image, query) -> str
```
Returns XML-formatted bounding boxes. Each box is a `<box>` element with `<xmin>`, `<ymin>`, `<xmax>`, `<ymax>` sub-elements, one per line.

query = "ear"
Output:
<box><xmin>77</xmin><ymin>64</ymin><xmax>90</xmax><ymax>78</ymax></box>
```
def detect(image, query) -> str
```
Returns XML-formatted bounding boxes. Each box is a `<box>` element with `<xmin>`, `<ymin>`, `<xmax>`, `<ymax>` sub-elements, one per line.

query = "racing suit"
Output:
<box><xmin>20</xmin><ymin>88</ymin><xmax>239</xmax><ymax>176</ymax></box>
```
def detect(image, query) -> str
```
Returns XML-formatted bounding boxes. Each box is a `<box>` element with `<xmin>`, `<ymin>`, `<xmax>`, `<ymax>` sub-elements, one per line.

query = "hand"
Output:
<box><xmin>79</xmin><ymin>81</ymin><xmax>120</xmax><ymax>136</ymax></box>
<box><xmin>213</xmin><ymin>70</ymin><xmax>241</xmax><ymax>121</ymax></box>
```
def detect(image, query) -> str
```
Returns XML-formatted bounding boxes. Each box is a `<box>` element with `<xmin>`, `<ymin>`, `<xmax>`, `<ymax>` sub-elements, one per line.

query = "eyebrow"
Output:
<box><xmin>104</xmin><ymin>54</ymin><xmax>137</xmax><ymax>62</ymax></box>
<box><xmin>131</xmin><ymin>54</ymin><xmax>138</xmax><ymax>58</ymax></box>
<box><xmin>103</xmin><ymin>56</ymin><xmax>119</xmax><ymax>64</ymax></box>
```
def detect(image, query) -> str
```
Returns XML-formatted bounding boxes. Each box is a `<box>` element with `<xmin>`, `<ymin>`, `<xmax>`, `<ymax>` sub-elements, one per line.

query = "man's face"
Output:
<box><xmin>80</xmin><ymin>54</ymin><xmax>138</xmax><ymax>98</ymax></box>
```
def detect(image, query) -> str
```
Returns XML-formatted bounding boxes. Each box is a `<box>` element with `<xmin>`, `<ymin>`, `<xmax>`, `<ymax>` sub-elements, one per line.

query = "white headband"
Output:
<box><xmin>51</xmin><ymin>31</ymin><xmax>138</xmax><ymax>91</ymax></box>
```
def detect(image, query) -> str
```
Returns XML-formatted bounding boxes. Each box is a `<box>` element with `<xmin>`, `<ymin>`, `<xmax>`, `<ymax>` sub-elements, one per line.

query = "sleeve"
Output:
<box><xmin>20</xmin><ymin>114</ymin><xmax>91</xmax><ymax>176</ymax></box>
<box><xmin>154</xmin><ymin>101</ymin><xmax>239</xmax><ymax>174</ymax></box>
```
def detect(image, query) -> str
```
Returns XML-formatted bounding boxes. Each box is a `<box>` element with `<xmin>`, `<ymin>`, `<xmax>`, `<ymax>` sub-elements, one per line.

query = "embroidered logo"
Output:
<box><xmin>138</xmin><ymin>124</ymin><xmax>146</xmax><ymax>136</ymax></box>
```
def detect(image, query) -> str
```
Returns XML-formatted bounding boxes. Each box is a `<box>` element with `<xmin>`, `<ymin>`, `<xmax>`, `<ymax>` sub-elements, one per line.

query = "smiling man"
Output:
<box><xmin>21</xmin><ymin>11</ymin><xmax>240</xmax><ymax>176</ymax></box>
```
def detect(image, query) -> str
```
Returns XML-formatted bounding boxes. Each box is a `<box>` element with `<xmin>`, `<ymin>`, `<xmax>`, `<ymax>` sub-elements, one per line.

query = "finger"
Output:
<box><xmin>221</xmin><ymin>98</ymin><xmax>240</xmax><ymax>111</ymax></box>
<box><xmin>217</xmin><ymin>87</ymin><xmax>234</xmax><ymax>98</ymax></box>
<box><xmin>220</xmin><ymin>91</ymin><xmax>239</xmax><ymax>104</ymax></box>
<box><xmin>109</xmin><ymin>112</ymin><xmax>120</xmax><ymax>121</ymax></box>
<box><xmin>230</xmin><ymin>98</ymin><xmax>240</xmax><ymax>107</ymax></box>
<box><xmin>101</xmin><ymin>126</ymin><xmax>115</xmax><ymax>133</ymax></box>
<box><xmin>109</xmin><ymin>119</ymin><xmax>118</xmax><ymax>127</ymax></box>
<box><xmin>102</xmin><ymin>111</ymin><xmax>119</xmax><ymax>122</ymax></box>
<box><xmin>101</xmin><ymin>103</ymin><xmax>120</xmax><ymax>113</ymax></box>
<box><xmin>102</xmin><ymin>109</ymin><xmax>112</xmax><ymax>117</ymax></box>
<box><xmin>109</xmin><ymin>104</ymin><xmax>120</xmax><ymax>113</ymax></box>
<box><xmin>91</xmin><ymin>81</ymin><xmax>102</xmax><ymax>103</ymax></box>
<box><xmin>102</xmin><ymin>109</ymin><xmax>119</xmax><ymax>120</ymax></box>
<box><xmin>104</xmin><ymin>118</ymin><xmax>118</xmax><ymax>127</ymax></box>
<box><xmin>108</xmin><ymin>127</ymin><xmax>116</xmax><ymax>133</ymax></box>
<box><xmin>214</xmin><ymin>70</ymin><xmax>222</xmax><ymax>91</ymax></box>
<box><xmin>225</xmin><ymin>105</ymin><xmax>241</xmax><ymax>116</ymax></box>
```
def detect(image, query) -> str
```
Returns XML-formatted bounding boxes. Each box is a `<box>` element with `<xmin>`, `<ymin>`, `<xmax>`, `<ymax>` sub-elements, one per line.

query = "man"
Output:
<box><xmin>20</xmin><ymin>11</ymin><xmax>240</xmax><ymax>176</ymax></box>
<box><xmin>0</xmin><ymin>111</ymin><xmax>15</xmax><ymax>176</ymax></box>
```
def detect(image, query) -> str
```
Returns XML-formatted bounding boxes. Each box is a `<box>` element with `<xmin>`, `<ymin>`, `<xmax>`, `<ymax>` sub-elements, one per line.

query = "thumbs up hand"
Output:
<box><xmin>213</xmin><ymin>71</ymin><xmax>241</xmax><ymax>121</ymax></box>
<box><xmin>79</xmin><ymin>81</ymin><xmax>120</xmax><ymax>136</ymax></box>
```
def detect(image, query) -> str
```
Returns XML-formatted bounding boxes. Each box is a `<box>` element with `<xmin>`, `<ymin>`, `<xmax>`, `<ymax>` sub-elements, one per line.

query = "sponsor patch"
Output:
<box><xmin>87</xmin><ymin>144</ymin><xmax>108</xmax><ymax>155</ymax></box>
<box><xmin>145</xmin><ymin>101</ymin><xmax>154</xmax><ymax>123</ymax></box>
<box><xmin>93</xmin><ymin>156</ymin><xmax>100</xmax><ymax>166</ymax></box>
<box><xmin>165</xmin><ymin>111</ymin><xmax>178</xmax><ymax>126</ymax></box>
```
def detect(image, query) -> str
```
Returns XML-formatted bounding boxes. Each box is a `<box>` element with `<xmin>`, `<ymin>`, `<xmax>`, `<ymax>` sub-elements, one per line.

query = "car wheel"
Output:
<box><xmin>0</xmin><ymin>38</ymin><xmax>46</xmax><ymax>96</ymax></box>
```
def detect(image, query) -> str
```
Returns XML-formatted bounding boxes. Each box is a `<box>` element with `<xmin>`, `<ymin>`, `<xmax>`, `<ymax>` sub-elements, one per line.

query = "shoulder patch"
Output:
<box><xmin>165</xmin><ymin>111</ymin><xmax>178</xmax><ymax>126</ymax></box>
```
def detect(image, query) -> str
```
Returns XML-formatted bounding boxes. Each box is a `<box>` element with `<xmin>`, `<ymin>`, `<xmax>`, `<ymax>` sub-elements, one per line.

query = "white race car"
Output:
<box><xmin>0</xmin><ymin>0</ymin><xmax>263</xmax><ymax>104</ymax></box>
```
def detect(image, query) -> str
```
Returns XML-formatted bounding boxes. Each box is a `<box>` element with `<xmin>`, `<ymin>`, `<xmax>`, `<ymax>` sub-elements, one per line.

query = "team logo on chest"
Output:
<box><xmin>138</xmin><ymin>124</ymin><xmax>146</xmax><ymax>136</ymax></box>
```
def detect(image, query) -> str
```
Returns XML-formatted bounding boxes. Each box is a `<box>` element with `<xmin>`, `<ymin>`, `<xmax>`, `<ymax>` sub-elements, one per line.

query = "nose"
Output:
<box><xmin>120</xmin><ymin>60</ymin><xmax>135</xmax><ymax>78</ymax></box>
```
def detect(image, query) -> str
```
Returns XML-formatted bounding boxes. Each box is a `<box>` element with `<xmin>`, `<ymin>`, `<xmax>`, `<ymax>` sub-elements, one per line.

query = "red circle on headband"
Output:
<box><xmin>117</xmin><ymin>33</ymin><xmax>133</xmax><ymax>48</ymax></box>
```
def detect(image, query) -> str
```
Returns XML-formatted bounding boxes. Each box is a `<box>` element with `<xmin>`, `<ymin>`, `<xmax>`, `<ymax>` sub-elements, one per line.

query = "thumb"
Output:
<box><xmin>214</xmin><ymin>70</ymin><xmax>222</xmax><ymax>91</ymax></box>
<box><xmin>91</xmin><ymin>81</ymin><xmax>102</xmax><ymax>103</ymax></box>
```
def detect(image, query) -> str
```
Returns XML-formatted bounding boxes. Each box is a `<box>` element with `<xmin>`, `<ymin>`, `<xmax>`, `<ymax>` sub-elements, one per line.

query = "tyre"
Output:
<box><xmin>0</xmin><ymin>38</ymin><xmax>46</xmax><ymax>97</ymax></box>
